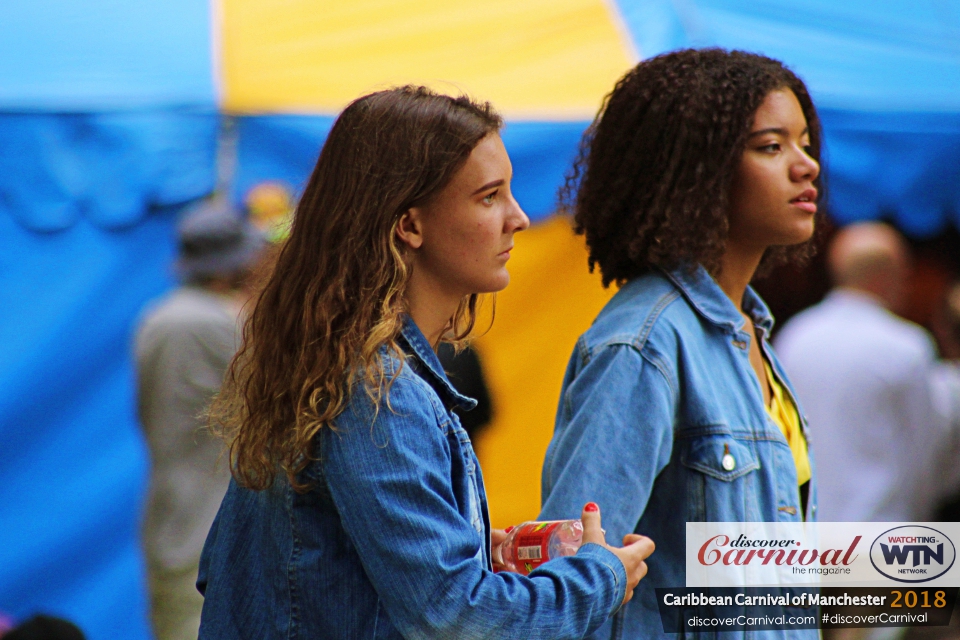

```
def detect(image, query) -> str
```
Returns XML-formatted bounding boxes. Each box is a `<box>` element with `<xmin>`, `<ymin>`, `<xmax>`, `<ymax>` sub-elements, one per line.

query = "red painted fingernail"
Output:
<box><xmin>504</xmin><ymin>526</ymin><xmax>514</xmax><ymax>533</ymax></box>
<box><xmin>584</xmin><ymin>502</ymin><xmax>599</xmax><ymax>512</ymax></box>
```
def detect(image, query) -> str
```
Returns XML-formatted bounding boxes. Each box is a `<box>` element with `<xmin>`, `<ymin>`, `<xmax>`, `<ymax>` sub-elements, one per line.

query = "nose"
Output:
<box><xmin>792</xmin><ymin>146</ymin><xmax>820</xmax><ymax>183</ymax></box>
<box><xmin>508</xmin><ymin>195</ymin><xmax>530</xmax><ymax>233</ymax></box>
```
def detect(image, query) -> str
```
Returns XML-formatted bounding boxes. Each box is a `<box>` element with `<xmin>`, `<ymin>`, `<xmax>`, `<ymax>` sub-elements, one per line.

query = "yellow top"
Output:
<box><xmin>763</xmin><ymin>360</ymin><xmax>811</xmax><ymax>486</ymax></box>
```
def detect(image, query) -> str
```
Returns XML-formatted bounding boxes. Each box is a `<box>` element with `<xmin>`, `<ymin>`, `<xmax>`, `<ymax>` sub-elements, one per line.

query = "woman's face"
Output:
<box><xmin>726</xmin><ymin>89</ymin><xmax>820</xmax><ymax>253</ymax></box>
<box><xmin>403</xmin><ymin>133</ymin><xmax>529</xmax><ymax>299</ymax></box>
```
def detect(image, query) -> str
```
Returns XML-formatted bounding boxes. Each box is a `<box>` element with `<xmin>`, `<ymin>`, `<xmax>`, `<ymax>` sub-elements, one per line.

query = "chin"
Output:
<box><xmin>797</xmin><ymin>223</ymin><xmax>816</xmax><ymax>244</ymax></box>
<box><xmin>478</xmin><ymin>273</ymin><xmax>510</xmax><ymax>294</ymax></box>
<box><xmin>779</xmin><ymin>221</ymin><xmax>816</xmax><ymax>246</ymax></box>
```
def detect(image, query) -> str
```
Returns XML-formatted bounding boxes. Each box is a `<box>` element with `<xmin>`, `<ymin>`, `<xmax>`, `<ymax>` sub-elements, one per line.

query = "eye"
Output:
<box><xmin>482</xmin><ymin>190</ymin><xmax>498</xmax><ymax>205</ymax></box>
<box><xmin>802</xmin><ymin>144</ymin><xmax>815</xmax><ymax>156</ymax></box>
<box><xmin>758</xmin><ymin>142</ymin><xmax>781</xmax><ymax>153</ymax></box>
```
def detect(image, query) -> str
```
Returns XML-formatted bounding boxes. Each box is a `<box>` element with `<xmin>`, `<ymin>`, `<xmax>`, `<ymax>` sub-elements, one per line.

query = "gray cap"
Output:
<box><xmin>174</xmin><ymin>199</ymin><xmax>266</xmax><ymax>281</ymax></box>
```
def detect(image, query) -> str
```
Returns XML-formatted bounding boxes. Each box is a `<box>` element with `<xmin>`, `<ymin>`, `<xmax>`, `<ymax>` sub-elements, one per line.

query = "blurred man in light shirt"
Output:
<box><xmin>775</xmin><ymin>222</ymin><xmax>960</xmax><ymax>524</ymax></box>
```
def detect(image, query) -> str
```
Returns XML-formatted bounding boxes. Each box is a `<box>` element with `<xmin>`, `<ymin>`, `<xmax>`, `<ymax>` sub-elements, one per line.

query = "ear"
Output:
<box><xmin>395</xmin><ymin>207</ymin><xmax>424</xmax><ymax>250</ymax></box>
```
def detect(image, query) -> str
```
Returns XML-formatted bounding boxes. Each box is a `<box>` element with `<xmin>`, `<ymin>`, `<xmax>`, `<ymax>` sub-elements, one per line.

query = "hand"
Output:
<box><xmin>580</xmin><ymin>502</ymin><xmax>655</xmax><ymax>607</ymax></box>
<box><xmin>491</xmin><ymin>527</ymin><xmax>513</xmax><ymax>572</ymax></box>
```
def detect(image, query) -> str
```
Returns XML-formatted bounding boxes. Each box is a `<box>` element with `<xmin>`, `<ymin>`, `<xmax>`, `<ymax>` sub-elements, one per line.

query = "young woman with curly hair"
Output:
<box><xmin>196</xmin><ymin>86</ymin><xmax>654</xmax><ymax>639</ymax></box>
<box><xmin>539</xmin><ymin>49</ymin><xmax>822</xmax><ymax>639</ymax></box>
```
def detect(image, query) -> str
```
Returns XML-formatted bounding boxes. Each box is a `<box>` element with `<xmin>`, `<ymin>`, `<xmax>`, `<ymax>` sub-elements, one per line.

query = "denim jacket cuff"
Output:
<box><xmin>576</xmin><ymin>542</ymin><xmax>628</xmax><ymax>614</ymax></box>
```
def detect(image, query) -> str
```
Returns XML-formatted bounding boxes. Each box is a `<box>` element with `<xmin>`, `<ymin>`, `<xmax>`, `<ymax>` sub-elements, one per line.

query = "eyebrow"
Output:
<box><xmin>471</xmin><ymin>179</ymin><xmax>504</xmax><ymax>196</ymax></box>
<box><xmin>748</xmin><ymin>126</ymin><xmax>809</xmax><ymax>138</ymax></box>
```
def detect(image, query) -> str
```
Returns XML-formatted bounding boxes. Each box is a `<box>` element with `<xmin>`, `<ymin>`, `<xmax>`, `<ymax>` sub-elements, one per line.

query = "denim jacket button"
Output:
<box><xmin>721</xmin><ymin>452</ymin><xmax>736</xmax><ymax>471</ymax></box>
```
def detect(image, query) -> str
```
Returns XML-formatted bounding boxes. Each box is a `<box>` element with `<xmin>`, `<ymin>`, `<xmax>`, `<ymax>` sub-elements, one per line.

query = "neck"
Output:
<box><xmin>404</xmin><ymin>273</ymin><xmax>461</xmax><ymax>347</ymax></box>
<box><xmin>715</xmin><ymin>245</ymin><xmax>765</xmax><ymax>314</ymax></box>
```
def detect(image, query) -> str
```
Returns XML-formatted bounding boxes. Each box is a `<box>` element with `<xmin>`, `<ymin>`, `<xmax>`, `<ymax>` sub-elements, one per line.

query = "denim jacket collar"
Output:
<box><xmin>397</xmin><ymin>315</ymin><xmax>478</xmax><ymax>412</ymax></box>
<box><xmin>661</xmin><ymin>263</ymin><xmax>775</xmax><ymax>335</ymax></box>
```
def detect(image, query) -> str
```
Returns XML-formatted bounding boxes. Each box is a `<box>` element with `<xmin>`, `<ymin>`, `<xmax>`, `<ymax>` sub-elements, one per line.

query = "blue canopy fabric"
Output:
<box><xmin>0</xmin><ymin>111</ymin><xmax>214</xmax><ymax>639</ymax></box>
<box><xmin>616</xmin><ymin>0</ymin><xmax>960</xmax><ymax>110</ymax></box>
<box><xmin>0</xmin><ymin>204</ymin><xmax>185</xmax><ymax>639</ymax></box>
<box><xmin>0</xmin><ymin>2</ymin><xmax>216</xmax><ymax>622</ymax></box>
<box><xmin>0</xmin><ymin>112</ymin><xmax>219</xmax><ymax>232</ymax></box>
<box><xmin>232</xmin><ymin>115</ymin><xmax>335</xmax><ymax>206</ymax></box>
<box><xmin>817</xmin><ymin>109</ymin><xmax>960</xmax><ymax>236</ymax></box>
<box><xmin>0</xmin><ymin>0</ymin><xmax>214</xmax><ymax>110</ymax></box>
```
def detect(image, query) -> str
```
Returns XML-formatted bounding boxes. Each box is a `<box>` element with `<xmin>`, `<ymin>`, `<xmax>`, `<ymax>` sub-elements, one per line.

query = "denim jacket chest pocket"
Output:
<box><xmin>679</xmin><ymin>432</ymin><xmax>762</xmax><ymax>522</ymax></box>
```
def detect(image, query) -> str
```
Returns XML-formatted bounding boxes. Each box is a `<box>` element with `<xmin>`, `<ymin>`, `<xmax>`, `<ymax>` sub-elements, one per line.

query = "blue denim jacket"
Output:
<box><xmin>540</xmin><ymin>266</ymin><xmax>818</xmax><ymax>640</ymax></box>
<box><xmin>197</xmin><ymin>316</ymin><xmax>628</xmax><ymax>640</ymax></box>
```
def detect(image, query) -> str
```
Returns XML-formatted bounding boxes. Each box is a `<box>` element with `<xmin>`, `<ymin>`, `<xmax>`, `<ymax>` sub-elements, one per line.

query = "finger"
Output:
<box><xmin>622</xmin><ymin>588</ymin><xmax>635</xmax><ymax>606</ymax></box>
<box><xmin>580</xmin><ymin>502</ymin><xmax>604</xmax><ymax>545</ymax></box>
<box><xmin>624</xmin><ymin>535</ymin><xmax>656</xmax><ymax>561</ymax></box>
<box><xmin>491</xmin><ymin>527</ymin><xmax>511</xmax><ymax>548</ymax></box>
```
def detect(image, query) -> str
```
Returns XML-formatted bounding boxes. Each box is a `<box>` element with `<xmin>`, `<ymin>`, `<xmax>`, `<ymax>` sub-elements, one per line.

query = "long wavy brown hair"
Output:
<box><xmin>211</xmin><ymin>86</ymin><xmax>502</xmax><ymax>491</ymax></box>
<box><xmin>563</xmin><ymin>48</ymin><xmax>824</xmax><ymax>287</ymax></box>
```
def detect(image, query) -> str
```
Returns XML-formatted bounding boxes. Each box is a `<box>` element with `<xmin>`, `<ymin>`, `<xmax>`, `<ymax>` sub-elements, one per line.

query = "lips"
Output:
<box><xmin>790</xmin><ymin>188</ymin><xmax>818</xmax><ymax>214</ymax></box>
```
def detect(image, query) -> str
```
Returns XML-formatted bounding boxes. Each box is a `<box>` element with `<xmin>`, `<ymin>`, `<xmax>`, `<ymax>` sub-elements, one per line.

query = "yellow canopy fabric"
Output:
<box><xmin>221</xmin><ymin>0</ymin><xmax>636</xmax><ymax>119</ymax></box>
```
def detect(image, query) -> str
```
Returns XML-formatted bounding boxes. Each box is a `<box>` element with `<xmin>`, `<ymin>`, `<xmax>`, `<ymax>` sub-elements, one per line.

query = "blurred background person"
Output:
<box><xmin>775</xmin><ymin>222</ymin><xmax>960</xmax><ymax>523</ymax></box>
<box><xmin>134</xmin><ymin>199</ymin><xmax>265</xmax><ymax>640</ymax></box>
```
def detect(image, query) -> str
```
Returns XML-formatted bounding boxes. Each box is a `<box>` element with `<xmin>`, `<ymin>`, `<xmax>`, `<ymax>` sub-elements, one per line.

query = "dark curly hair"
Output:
<box><xmin>563</xmin><ymin>48</ymin><xmax>824</xmax><ymax>287</ymax></box>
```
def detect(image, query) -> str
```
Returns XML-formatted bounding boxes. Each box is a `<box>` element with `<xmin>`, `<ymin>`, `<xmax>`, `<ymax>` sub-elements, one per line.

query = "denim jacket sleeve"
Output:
<box><xmin>321</xmin><ymin>371</ymin><xmax>627</xmax><ymax>640</ymax></box>
<box><xmin>540</xmin><ymin>342</ymin><xmax>676</xmax><ymax>542</ymax></box>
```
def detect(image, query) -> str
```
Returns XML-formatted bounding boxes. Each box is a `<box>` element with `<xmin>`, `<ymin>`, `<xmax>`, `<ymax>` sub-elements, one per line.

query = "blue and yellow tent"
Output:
<box><xmin>2</xmin><ymin>1</ymin><xmax>959</xmax><ymax>637</ymax></box>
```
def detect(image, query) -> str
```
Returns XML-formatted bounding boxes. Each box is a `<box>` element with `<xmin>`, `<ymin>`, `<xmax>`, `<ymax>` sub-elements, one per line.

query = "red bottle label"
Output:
<box><xmin>510</xmin><ymin>521</ymin><xmax>562</xmax><ymax>574</ymax></box>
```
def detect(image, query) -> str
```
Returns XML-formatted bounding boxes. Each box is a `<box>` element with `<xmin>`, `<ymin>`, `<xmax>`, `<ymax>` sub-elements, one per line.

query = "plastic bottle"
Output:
<box><xmin>492</xmin><ymin>519</ymin><xmax>583</xmax><ymax>575</ymax></box>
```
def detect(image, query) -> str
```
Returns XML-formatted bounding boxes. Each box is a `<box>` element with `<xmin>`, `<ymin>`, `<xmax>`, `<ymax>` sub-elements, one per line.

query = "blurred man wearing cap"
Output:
<box><xmin>775</xmin><ymin>222</ymin><xmax>960</xmax><ymax>525</ymax></box>
<box><xmin>134</xmin><ymin>199</ymin><xmax>265</xmax><ymax>640</ymax></box>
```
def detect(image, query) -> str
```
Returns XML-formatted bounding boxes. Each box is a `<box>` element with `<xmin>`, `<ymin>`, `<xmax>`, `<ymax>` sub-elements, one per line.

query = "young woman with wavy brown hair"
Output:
<box><xmin>196</xmin><ymin>86</ymin><xmax>653</xmax><ymax>639</ymax></box>
<box><xmin>539</xmin><ymin>49</ymin><xmax>823</xmax><ymax>639</ymax></box>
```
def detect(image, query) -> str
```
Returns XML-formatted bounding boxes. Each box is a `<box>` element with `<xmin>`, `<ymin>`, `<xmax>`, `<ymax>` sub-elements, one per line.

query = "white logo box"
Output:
<box><xmin>686</xmin><ymin>522</ymin><xmax>959</xmax><ymax>588</ymax></box>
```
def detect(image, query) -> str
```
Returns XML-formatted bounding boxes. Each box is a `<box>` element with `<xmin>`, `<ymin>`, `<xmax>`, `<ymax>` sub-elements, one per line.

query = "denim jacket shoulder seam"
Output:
<box><xmin>583</xmin><ymin>289</ymin><xmax>681</xmax><ymax>398</ymax></box>
<box><xmin>575</xmin><ymin>334</ymin><xmax>590</xmax><ymax>366</ymax></box>
<box><xmin>638</xmin><ymin>348</ymin><xmax>679</xmax><ymax>407</ymax></box>
<box><xmin>586</xmin><ymin>289</ymin><xmax>681</xmax><ymax>355</ymax></box>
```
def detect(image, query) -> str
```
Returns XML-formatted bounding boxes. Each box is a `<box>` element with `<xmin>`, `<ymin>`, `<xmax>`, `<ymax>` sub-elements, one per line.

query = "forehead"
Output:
<box><xmin>752</xmin><ymin>89</ymin><xmax>808</xmax><ymax>130</ymax></box>
<box><xmin>450</xmin><ymin>134</ymin><xmax>510</xmax><ymax>189</ymax></box>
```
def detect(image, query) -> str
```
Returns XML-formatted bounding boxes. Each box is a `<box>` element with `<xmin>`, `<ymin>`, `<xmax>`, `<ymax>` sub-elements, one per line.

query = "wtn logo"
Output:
<box><xmin>880</xmin><ymin>542</ymin><xmax>944</xmax><ymax>566</ymax></box>
<box><xmin>871</xmin><ymin>526</ymin><xmax>956</xmax><ymax>583</ymax></box>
